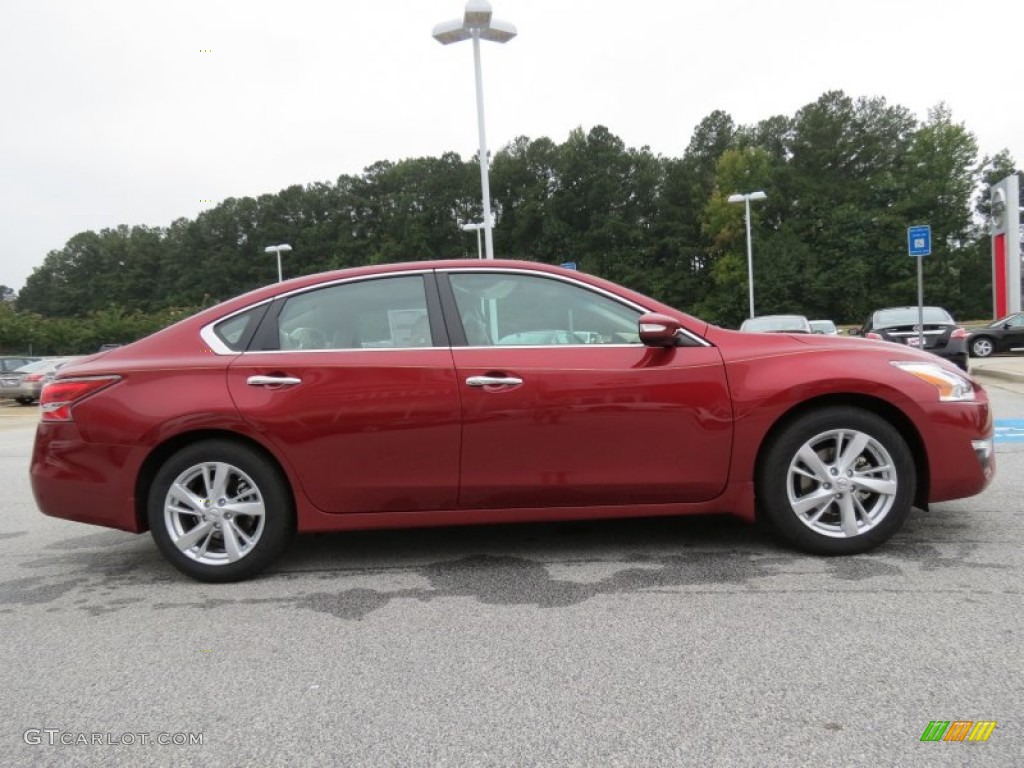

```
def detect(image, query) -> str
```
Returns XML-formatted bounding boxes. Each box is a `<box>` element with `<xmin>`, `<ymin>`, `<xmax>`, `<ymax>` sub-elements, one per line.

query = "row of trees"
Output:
<box><xmin>5</xmin><ymin>90</ymin><xmax>1020</xmax><ymax>355</ymax></box>
<box><xmin>0</xmin><ymin>303</ymin><xmax>195</xmax><ymax>357</ymax></box>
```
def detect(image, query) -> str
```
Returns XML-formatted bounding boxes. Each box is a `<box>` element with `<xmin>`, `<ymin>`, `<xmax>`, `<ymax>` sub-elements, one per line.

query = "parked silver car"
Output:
<box><xmin>3</xmin><ymin>357</ymin><xmax>81</xmax><ymax>404</ymax></box>
<box><xmin>1</xmin><ymin>359</ymin><xmax>49</xmax><ymax>404</ymax></box>
<box><xmin>809</xmin><ymin>319</ymin><xmax>839</xmax><ymax>335</ymax></box>
<box><xmin>0</xmin><ymin>356</ymin><xmax>39</xmax><ymax>373</ymax></box>
<box><xmin>740</xmin><ymin>315</ymin><xmax>813</xmax><ymax>334</ymax></box>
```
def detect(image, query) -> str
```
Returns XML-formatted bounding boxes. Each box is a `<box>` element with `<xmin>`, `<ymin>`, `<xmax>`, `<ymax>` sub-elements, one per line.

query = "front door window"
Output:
<box><xmin>448</xmin><ymin>273</ymin><xmax>642</xmax><ymax>346</ymax></box>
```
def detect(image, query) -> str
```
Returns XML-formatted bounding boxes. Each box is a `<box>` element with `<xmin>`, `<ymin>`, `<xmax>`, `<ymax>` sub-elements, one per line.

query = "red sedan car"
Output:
<box><xmin>32</xmin><ymin>260</ymin><xmax>995</xmax><ymax>581</ymax></box>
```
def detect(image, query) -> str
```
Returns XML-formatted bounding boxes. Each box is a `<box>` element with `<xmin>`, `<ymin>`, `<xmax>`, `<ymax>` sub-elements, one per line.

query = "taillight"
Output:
<box><xmin>865</xmin><ymin>332</ymin><xmax>882</xmax><ymax>340</ymax></box>
<box><xmin>40</xmin><ymin>376</ymin><xmax>120</xmax><ymax>422</ymax></box>
<box><xmin>951</xmin><ymin>327</ymin><xmax>968</xmax><ymax>339</ymax></box>
<box><xmin>25</xmin><ymin>373</ymin><xmax>43</xmax><ymax>382</ymax></box>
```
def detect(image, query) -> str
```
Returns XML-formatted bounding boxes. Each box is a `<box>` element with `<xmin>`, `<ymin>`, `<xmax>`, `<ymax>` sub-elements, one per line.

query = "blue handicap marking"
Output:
<box><xmin>994</xmin><ymin>418</ymin><xmax>1024</xmax><ymax>443</ymax></box>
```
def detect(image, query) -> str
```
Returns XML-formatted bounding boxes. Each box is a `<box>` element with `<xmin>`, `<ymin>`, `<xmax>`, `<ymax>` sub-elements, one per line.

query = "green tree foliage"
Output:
<box><xmin>11</xmin><ymin>90</ymin><xmax>1020</xmax><ymax>346</ymax></box>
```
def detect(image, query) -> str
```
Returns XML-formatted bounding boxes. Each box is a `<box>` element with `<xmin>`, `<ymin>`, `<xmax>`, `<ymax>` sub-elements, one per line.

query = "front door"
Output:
<box><xmin>442</xmin><ymin>270</ymin><xmax>733</xmax><ymax>509</ymax></box>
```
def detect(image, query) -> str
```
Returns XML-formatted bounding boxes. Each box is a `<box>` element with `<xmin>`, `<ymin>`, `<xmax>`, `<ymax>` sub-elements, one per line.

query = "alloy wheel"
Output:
<box><xmin>786</xmin><ymin>428</ymin><xmax>898</xmax><ymax>539</ymax></box>
<box><xmin>163</xmin><ymin>461</ymin><xmax>266</xmax><ymax>566</ymax></box>
<box><xmin>971</xmin><ymin>337</ymin><xmax>994</xmax><ymax>358</ymax></box>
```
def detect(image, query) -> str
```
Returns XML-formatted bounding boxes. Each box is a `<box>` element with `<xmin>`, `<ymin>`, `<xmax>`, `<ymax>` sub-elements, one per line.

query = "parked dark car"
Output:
<box><xmin>852</xmin><ymin>307</ymin><xmax>968</xmax><ymax>371</ymax></box>
<box><xmin>967</xmin><ymin>312</ymin><xmax>1024</xmax><ymax>358</ymax></box>
<box><xmin>32</xmin><ymin>260</ymin><xmax>993</xmax><ymax>582</ymax></box>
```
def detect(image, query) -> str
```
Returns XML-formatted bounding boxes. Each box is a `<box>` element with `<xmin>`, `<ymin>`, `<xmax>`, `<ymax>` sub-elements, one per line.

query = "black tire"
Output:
<box><xmin>15</xmin><ymin>397</ymin><xmax>35</xmax><ymax>405</ymax></box>
<box><xmin>757</xmin><ymin>407</ymin><xmax>915</xmax><ymax>555</ymax></box>
<box><xmin>148</xmin><ymin>440</ymin><xmax>295</xmax><ymax>582</ymax></box>
<box><xmin>969</xmin><ymin>336</ymin><xmax>994</xmax><ymax>358</ymax></box>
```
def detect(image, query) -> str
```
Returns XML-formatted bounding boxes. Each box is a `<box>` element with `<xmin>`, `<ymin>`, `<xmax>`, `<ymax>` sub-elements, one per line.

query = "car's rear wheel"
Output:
<box><xmin>14</xmin><ymin>397</ymin><xmax>34</xmax><ymax>405</ymax></box>
<box><xmin>970</xmin><ymin>336</ymin><xmax>994</xmax><ymax>358</ymax></box>
<box><xmin>148</xmin><ymin>440</ymin><xmax>294</xmax><ymax>582</ymax></box>
<box><xmin>757</xmin><ymin>408</ymin><xmax>915</xmax><ymax>555</ymax></box>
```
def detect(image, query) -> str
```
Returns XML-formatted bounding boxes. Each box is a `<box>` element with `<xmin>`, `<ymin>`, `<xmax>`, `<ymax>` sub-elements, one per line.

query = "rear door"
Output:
<box><xmin>225</xmin><ymin>272</ymin><xmax>462</xmax><ymax>514</ymax></box>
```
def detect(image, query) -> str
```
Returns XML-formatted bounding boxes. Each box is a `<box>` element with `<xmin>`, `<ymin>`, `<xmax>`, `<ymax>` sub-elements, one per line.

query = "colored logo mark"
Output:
<box><xmin>920</xmin><ymin>720</ymin><xmax>996</xmax><ymax>742</ymax></box>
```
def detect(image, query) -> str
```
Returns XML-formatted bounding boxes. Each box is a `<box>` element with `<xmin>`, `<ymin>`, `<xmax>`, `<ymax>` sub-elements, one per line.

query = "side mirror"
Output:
<box><xmin>639</xmin><ymin>312</ymin><xmax>683</xmax><ymax>347</ymax></box>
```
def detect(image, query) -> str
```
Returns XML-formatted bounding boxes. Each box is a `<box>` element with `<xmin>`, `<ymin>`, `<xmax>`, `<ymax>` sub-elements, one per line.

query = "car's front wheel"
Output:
<box><xmin>757</xmin><ymin>407</ymin><xmax>915</xmax><ymax>555</ymax></box>
<box><xmin>148</xmin><ymin>440</ymin><xmax>295</xmax><ymax>582</ymax></box>
<box><xmin>970</xmin><ymin>336</ymin><xmax>995</xmax><ymax>358</ymax></box>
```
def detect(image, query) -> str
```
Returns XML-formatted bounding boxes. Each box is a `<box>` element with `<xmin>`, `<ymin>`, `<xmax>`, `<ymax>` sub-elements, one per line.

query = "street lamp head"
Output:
<box><xmin>463</xmin><ymin>0</ymin><xmax>493</xmax><ymax>28</ymax></box>
<box><xmin>479</xmin><ymin>18</ymin><xmax>516</xmax><ymax>42</ymax></box>
<box><xmin>727</xmin><ymin>191</ymin><xmax>767</xmax><ymax>203</ymax></box>
<box><xmin>432</xmin><ymin>18</ymin><xmax>472</xmax><ymax>44</ymax></box>
<box><xmin>264</xmin><ymin>244</ymin><xmax>292</xmax><ymax>254</ymax></box>
<box><xmin>433</xmin><ymin>1</ymin><xmax>516</xmax><ymax>44</ymax></box>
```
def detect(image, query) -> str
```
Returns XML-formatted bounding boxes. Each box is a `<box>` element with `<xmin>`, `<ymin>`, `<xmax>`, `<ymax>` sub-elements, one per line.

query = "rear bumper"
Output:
<box><xmin>30</xmin><ymin>423</ymin><xmax>144</xmax><ymax>533</ymax></box>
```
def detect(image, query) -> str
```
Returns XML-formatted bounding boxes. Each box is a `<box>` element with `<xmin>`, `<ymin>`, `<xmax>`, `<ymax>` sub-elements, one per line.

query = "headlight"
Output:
<box><xmin>891</xmin><ymin>361</ymin><xmax>975</xmax><ymax>402</ymax></box>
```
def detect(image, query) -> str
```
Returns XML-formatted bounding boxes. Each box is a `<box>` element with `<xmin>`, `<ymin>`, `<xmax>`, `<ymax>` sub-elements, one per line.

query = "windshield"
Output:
<box><xmin>741</xmin><ymin>315</ymin><xmax>810</xmax><ymax>332</ymax></box>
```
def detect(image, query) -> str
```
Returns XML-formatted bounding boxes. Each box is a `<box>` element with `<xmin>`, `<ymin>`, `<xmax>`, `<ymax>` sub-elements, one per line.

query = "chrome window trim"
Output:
<box><xmin>200</xmin><ymin>299</ymin><xmax>274</xmax><ymax>356</ymax></box>
<box><xmin>455</xmin><ymin>343</ymin><xmax>645</xmax><ymax>350</ymax></box>
<box><xmin>232</xmin><ymin>343</ymin><xmax>645</xmax><ymax>355</ymax></box>
<box><xmin>199</xmin><ymin>266</ymin><xmax>712</xmax><ymax>354</ymax></box>
<box><xmin>234</xmin><ymin>346</ymin><xmax>449</xmax><ymax>355</ymax></box>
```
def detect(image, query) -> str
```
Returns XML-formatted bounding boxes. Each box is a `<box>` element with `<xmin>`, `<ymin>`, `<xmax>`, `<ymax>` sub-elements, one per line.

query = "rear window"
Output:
<box><xmin>16</xmin><ymin>360</ymin><xmax>51</xmax><ymax>373</ymax></box>
<box><xmin>873</xmin><ymin>308</ymin><xmax>953</xmax><ymax>327</ymax></box>
<box><xmin>1</xmin><ymin>358</ymin><xmax>35</xmax><ymax>372</ymax></box>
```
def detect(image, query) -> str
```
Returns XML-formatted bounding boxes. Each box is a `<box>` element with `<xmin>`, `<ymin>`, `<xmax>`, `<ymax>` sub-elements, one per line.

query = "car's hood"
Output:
<box><xmin>704</xmin><ymin>325</ymin><xmax>968</xmax><ymax>373</ymax></box>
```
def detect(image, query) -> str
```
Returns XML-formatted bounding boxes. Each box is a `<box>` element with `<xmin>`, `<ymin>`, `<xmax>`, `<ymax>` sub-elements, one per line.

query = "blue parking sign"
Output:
<box><xmin>907</xmin><ymin>225</ymin><xmax>931</xmax><ymax>256</ymax></box>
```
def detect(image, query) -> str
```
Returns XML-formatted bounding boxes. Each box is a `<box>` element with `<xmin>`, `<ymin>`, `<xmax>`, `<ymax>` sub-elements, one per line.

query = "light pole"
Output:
<box><xmin>461</xmin><ymin>221</ymin><xmax>486</xmax><ymax>259</ymax></box>
<box><xmin>727</xmin><ymin>191</ymin><xmax>767</xmax><ymax>318</ymax></box>
<box><xmin>433</xmin><ymin>0</ymin><xmax>516</xmax><ymax>260</ymax></box>
<box><xmin>264</xmin><ymin>244</ymin><xmax>292</xmax><ymax>283</ymax></box>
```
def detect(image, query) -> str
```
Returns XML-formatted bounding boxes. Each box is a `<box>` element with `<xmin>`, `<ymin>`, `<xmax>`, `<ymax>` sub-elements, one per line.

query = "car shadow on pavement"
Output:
<box><xmin>6</xmin><ymin>507</ymin><xmax>1008</xmax><ymax>620</ymax></box>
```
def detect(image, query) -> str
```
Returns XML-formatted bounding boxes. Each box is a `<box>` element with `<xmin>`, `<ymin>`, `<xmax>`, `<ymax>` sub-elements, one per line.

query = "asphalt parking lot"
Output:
<box><xmin>1</xmin><ymin>382</ymin><xmax>1022</xmax><ymax>767</ymax></box>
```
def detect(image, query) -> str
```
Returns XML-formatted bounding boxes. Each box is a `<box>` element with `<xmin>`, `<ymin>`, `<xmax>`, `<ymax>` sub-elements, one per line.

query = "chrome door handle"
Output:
<box><xmin>247</xmin><ymin>375</ymin><xmax>302</xmax><ymax>387</ymax></box>
<box><xmin>466</xmin><ymin>375</ymin><xmax>523</xmax><ymax>387</ymax></box>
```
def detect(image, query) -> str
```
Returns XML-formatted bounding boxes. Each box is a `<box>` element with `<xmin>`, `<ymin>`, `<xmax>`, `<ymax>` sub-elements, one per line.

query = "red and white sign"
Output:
<box><xmin>991</xmin><ymin>175</ymin><xmax>1021</xmax><ymax>317</ymax></box>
